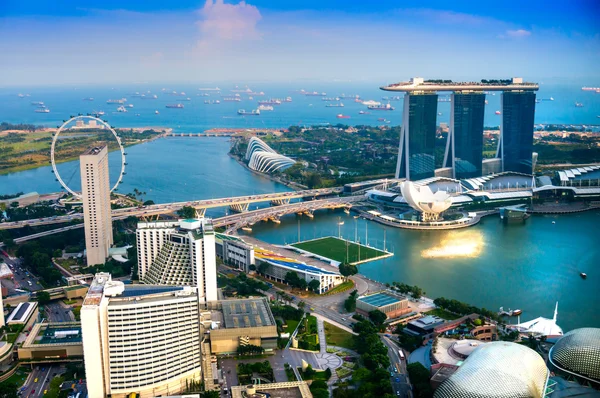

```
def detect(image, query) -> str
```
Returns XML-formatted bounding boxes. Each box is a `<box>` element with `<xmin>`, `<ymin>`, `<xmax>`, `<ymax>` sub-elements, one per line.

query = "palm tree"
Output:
<box><xmin>298</xmin><ymin>301</ymin><xmax>306</xmax><ymax>312</ymax></box>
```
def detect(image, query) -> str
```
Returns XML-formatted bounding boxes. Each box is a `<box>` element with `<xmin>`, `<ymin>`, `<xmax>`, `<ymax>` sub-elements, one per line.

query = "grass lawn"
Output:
<box><xmin>306</xmin><ymin>315</ymin><xmax>317</xmax><ymax>332</ymax></box>
<box><xmin>1</xmin><ymin>370</ymin><xmax>28</xmax><ymax>388</ymax></box>
<box><xmin>324</xmin><ymin>280</ymin><xmax>354</xmax><ymax>295</ymax></box>
<box><xmin>324</xmin><ymin>322</ymin><xmax>355</xmax><ymax>350</ymax></box>
<box><xmin>284</xmin><ymin>319</ymin><xmax>300</xmax><ymax>334</ymax></box>
<box><xmin>291</xmin><ymin>236</ymin><xmax>388</xmax><ymax>264</ymax></box>
<box><xmin>425</xmin><ymin>308</ymin><xmax>461</xmax><ymax>320</ymax></box>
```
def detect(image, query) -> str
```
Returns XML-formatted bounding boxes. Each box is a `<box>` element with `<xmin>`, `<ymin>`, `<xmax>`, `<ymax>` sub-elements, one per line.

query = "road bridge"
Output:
<box><xmin>0</xmin><ymin>188</ymin><xmax>343</xmax><ymax>230</ymax></box>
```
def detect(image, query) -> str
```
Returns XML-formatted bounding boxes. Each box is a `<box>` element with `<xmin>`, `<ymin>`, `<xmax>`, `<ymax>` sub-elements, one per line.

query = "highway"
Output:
<box><xmin>0</xmin><ymin>187</ymin><xmax>344</xmax><ymax>230</ymax></box>
<box><xmin>21</xmin><ymin>365</ymin><xmax>62</xmax><ymax>398</ymax></box>
<box><xmin>0</xmin><ymin>254</ymin><xmax>44</xmax><ymax>292</ymax></box>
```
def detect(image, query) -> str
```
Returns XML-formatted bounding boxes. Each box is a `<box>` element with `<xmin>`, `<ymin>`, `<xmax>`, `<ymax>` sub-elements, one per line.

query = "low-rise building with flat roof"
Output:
<box><xmin>405</xmin><ymin>315</ymin><xmax>445</xmax><ymax>337</ymax></box>
<box><xmin>206</xmin><ymin>298</ymin><xmax>278</xmax><ymax>354</ymax></box>
<box><xmin>356</xmin><ymin>291</ymin><xmax>410</xmax><ymax>320</ymax></box>
<box><xmin>231</xmin><ymin>382</ymin><xmax>312</xmax><ymax>398</ymax></box>
<box><xmin>6</xmin><ymin>301</ymin><xmax>38</xmax><ymax>329</ymax></box>
<box><xmin>18</xmin><ymin>322</ymin><xmax>83</xmax><ymax>361</ymax></box>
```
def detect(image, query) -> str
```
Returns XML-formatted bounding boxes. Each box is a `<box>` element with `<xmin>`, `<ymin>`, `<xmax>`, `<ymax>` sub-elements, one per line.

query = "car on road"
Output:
<box><xmin>34</xmin><ymin>378</ymin><xmax>38</xmax><ymax>383</ymax></box>
<box><xmin>31</xmin><ymin>390</ymin><xmax>35</xmax><ymax>394</ymax></box>
<box><xmin>395</xmin><ymin>377</ymin><xmax>400</xmax><ymax>382</ymax></box>
<box><xmin>44</xmin><ymin>390</ymin><xmax>48</xmax><ymax>394</ymax></box>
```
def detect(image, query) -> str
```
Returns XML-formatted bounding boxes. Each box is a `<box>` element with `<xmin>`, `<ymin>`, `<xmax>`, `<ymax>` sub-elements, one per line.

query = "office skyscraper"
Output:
<box><xmin>499</xmin><ymin>91</ymin><xmax>537</xmax><ymax>174</ymax></box>
<box><xmin>444</xmin><ymin>93</ymin><xmax>486</xmax><ymax>179</ymax></box>
<box><xmin>81</xmin><ymin>273</ymin><xmax>203</xmax><ymax>398</ymax></box>
<box><xmin>136</xmin><ymin>219</ymin><xmax>218</xmax><ymax>303</ymax></box>
<box><xmin>396</xmin><ymin>92</ymin><xmax>438</xmax><ymax>180</ymax></box>
<box><xmin>80</xmin><ymin>145</ymin><xmax>113</xmax><ymax>266</ymax></box>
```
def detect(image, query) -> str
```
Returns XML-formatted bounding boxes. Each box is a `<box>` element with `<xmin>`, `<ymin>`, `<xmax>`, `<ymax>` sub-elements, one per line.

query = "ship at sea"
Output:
<box><xmin>82</xmin><ymin>97</ymin><xmax>94</xmax><ymax>101</ymax></box>
<box><xmin>336</xmin><ymin>114</ymin><xmax>350</xmax><ymax>119</ymax></box>
<box><xmin>575</xmin><ymin>102</ymin><xmax>584</xmax><ymax>107</ymax></box>
<box><xmin>368</xmin><ymin>103</ymin><xmax>394</xmax><ymax>111</ymax></box>
<box><xmin>166</xmin><ymin>104</ymin><xmax>184</xmax><ymax>109</ymax></box>
<box><xmin>581</xmin><ymin>87</ymin><xmax>600</xmax><ymax>91</ymax></box>
<box><xmin>91</xmin><ymin>111</ymin><xmax>105</xmax><ymax>117</ymax></box>
<box><xmin>107</xmin><ymin>98</ymin><xmax>126</xmax><ymax>104</ymax></box>
<box><xmin>117</xmin><ymin>105</ymin><xmax>127</xmax><ymax>112</ymax></box>
<box><xmin>238</xmin><ymin>109</ymin><xmax>260</xmax><ymax>116</ymax></box>
<box><xmin>322</xmin><ymin>97</ymin><xmax>340</xmax><ymax>101</ymax></box>
<box><xmin>257</xmin><ymin>105</ymin><xmax>274</xmax><ymax>111</ymax></box>
<box><xmin>204</xmin><ymin>100</ymin><xmax>220</xmax><ymax>104</ymax></box>
<box><xmin>31</xmin><ymin>101</ymin><xmax>44</xmax><ymax>106</ymax></box>
<box><xmin>258</xmin><ymin>99</ymin><xmax>281</xmax><ymax>105</ymax></box>
<box><xmin>326</xmin><ymin>102</ymin><xmax>344</xmax><ymax>107</ymax></box>
<box><xmin>222</xmin><ymin>97</ymin><xmax>241</xmax><ymax>102</ymax></box>
<box><xmin>140</xmin><ymin>94</ymin><xmax>158</xmax><ymax>99</ymax></box>
<box><xmin>35</xmin><ymin>107</ymin><xmax>50</xmax><ymax>113</ymax></box>
<box><xmin>198</xmin><ymin>87</ymin><xmax>221</xmax><ymax>91</ymax></box>
<box><xmin>362</xmin><ymin>100</ymin><xmax>380</xmax><ymax>106</ymax></box>
<box><xmin>305</xmin><ymin>91</ymin><xmax>327</xmax><ymax>96</ymax></box>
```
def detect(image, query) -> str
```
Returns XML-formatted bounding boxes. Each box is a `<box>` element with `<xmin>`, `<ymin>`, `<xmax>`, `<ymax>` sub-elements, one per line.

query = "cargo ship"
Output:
<box><xmin>204</xmin><ymin>100</ymin><xmax>220</xmax><ymax>104</ymax></box>
<box><xmin>140</xmin><ymin>94</ymin><xmax>158</xmax><ymax>99</ymax></box>
<box><xmin>336</xmin><ymin>114</ymin><xmax>350</xmax><ymax>119</ymax></box>
<box><xmin>107</xmin><ymin>98</ymin><xmax>126</xmax><ymax>104</ymax></box>
<box><xmin>82</xmin><ymin>97</ymin><xmax>94</xmax><ymax>101</ymax></box>
<box><xmin>238</xmin><ymin>109</ymin><xmax>260</xmax><ymax>116</ymax></box>
<box><xmin>166</xmin><ymin>104</ymin><xmax>184</xmax><ymax>109</ymax></box>
<box><xmin>581</xmin><ymin>87</ymin><xmax>600</xmax><ymax>91</ymax></box>
<box><xmin>31</xmin><ymin>101</ymin><xmax>44</xmax><ymax>106</ymax></box>
<box><xmin>35</xmin><ymin>107</ymin><xmax>50</xmax><ymax>113</ymax></box>
<box><xmin>322</xmin><ymin>97</ymin><xmax>340</xmax><ymax>101</ymax></box>
<box><xmin>222</xmin><ymin>97</ymin><xmax>241</xmax><ymax>102</ymax></box>
<box><xmin>258</xmin><ymin>99</ymin><xmax>281</xmax><ymax>105</ymax></box>
<box><xmin>92</xmin><ymin>111</ymin><xmax>105</xmax><ymax>117</ymax></box>
<box><xmin>117</xmin><ymin>106</ymin><xmax>127</xmax><ymax>112</ymax></box>
<box><xmin>198</xmin><ymin>87</ymin><xmax>221</xmax><ymax>91</ymax></box>
<box><xmin>305</xmin><ymin>91</ymin><xmax>327</xmax><ymax>96</ymax></box>
<box><xmin>362</xmin><ymin>100</ymin><xmax>380</xmax><ymax>106</ymax></box>
<box><xmin>326</xmin><ymin>102</ymin><xmax>344</xmax><ymax>107</ymax></box>
<box><xmin>575</xmin><ymin>102</ymin><xmax>584</xmax><ymax>107</ymax></box>
<box><xmin>368</xmin><ymin>103</ymin><xmax>394</xmax><ymax>111</ymax></box>
<box><xmin>257</xmin><ymin>105</ymin><xmax>274</xmax><ymax>111</ymax></box>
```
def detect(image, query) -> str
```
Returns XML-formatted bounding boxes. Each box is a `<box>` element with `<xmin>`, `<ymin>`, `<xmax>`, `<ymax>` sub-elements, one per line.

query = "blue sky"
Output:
<box><xmin>1</xmin><ymin>0</ymin><xmax>598</xmax><ymax>85</ymax></box>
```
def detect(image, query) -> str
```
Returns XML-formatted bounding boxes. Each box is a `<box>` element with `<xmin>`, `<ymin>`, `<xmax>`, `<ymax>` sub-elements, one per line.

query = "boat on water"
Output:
<box><xmin>258</xmin><ymin>99</ymin><xmax>281</xmax><ymax>105</ymax></box>
<box><xmin>581</xmin><ymin>87</ymin><xmax>600</xmax><ymax>91</ymax></box>
<box><xmin>127</xmin><ymin>104</ymin><xmax>134</xmax><ymax>108</ymax></box>
<box><xmin>107</xmin><ymin>98</ymin><xmax>126</xmax><ymax>104</ymax></box>
<box><xmin>322</xmin><ymin>97</ymin><xmax>340</xmax><ymax>101</ymax></box>
<box><xmin>305</xmin><ymin>91</ymin><xmax>327</xmax><ymax>96</ymax></box>
<box><xmin>141</xmin><ymin>94</ymin><xmax>158</xmax><ymax>99</ymax></box>
<box><xmin>344</xmin><ymin>208</ymin><xmax>350</xmax><ymax>214</ymax></box>
<box><xmin>117</xmin><ymin>106</ymin><xmax>127</xmax><ymax>112</ymax></box>
<box><xmin>575</xmin><ymin>102</ymin><xmax>584</xmax><ymax>107</ymax></box>
<box><xmin>283</xmin><ymin>97</ymin><xmax>292</xmax><ymax>102</ymax></box>
<box><xmin>377</xmin><ymin>118</ymin><xmax>386</xmax><ymax>122</ymax></box>
<box><xmin>368</xmin><ymin>103</ymin><xmax>394</xmax><ymax>111</ymax></box>
<box><xmin>498</xmin><ymin>307</ymin><xmax>522</xmax><ymax>316</ymax></box>
<box><xmin>326</xmin><ymin>103</ymin><xmax>344</xmax><ymax>107</ymax></box>
<box><xmin>198</xmin><ymin>87</ymin><xmax>221</xmax><ymax>91</ymax></box>
<box><xmin>92</xmin><ymin>111</ymin><xmax>105</xmax><ymax>117</ymax></box>
<box><xmin>358</xmin><ymin>110</ymin><xmax>368</xmax><ymax>115</ymax></box>
<box><xmin>242</xmin><ymin>227</ymin><xmax>252</xmax><ymax>232</ymax></box>
<box><xmin>495</xmin><ymin>110</ymin><xmax>501</xmax><ymax>115</ymax></box>
<box><xmin>362</xmin><ymin>100</ymin><xmax>380</xmax><ymax>106</ymax></box>
<box><xmin>222</xmin><ymin>97</ymin><xmax>241</xmax><ymax>102</ymax></box>
<box><xmin>580</xmin><ymin>272</ymin><xmax>587</xmax><ymax>279</ymax></box>
<box><xmin>83</xmin><ymin>97</ymin><xmax>94</xmax><ymax>101</ymax></box>
<box><xmin>35</xmin><ymin>108</ymin><xmax>50</xmax><ymax>113</ymax></box>
<box><xmin>31</xmin><ymin>101</ymin><xmax>44</xmax><ymax>106</ymax></box>
<box><xmin>182</xmin><ymin>97</ymin><xmax>191</xmax><ymax>101</ymax></box>
<box><xmin>389</xmin><ymin>96</ymin><xmax>402</xmax><ymax>101</ymax></box>
<box><xmin>337</xmin><ymin>114</ymin><xmax>350</xmax><ymax>119</ymax></box>
<box><xmin>166</xmin><ymin>104</ymin><xmax>184</xmax><ymax>109</ymax></box>
<box><xmin>238</xmin><ymin>109</ymin><xmax>260</xmax><ymax>116</ymax></box>
<box><xmin>155</xmin><ymin>110</ymin><xmax>159</xmax><ymax>114</ymax></box>
<box><xmin>354</xmin><ymin>98</ymin><xmax>363</xmax><ymax>103</ymax></box>
<box><xmin>257</xmin><ymin>105</ymin><xmax>274</xmax><ymax>111</ymax></box>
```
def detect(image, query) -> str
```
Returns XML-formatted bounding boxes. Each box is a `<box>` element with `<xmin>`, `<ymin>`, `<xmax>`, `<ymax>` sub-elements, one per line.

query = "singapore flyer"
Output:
<box><xmin>50</xmin><ymin>115</ymin><xmax>126</xmax><ymax>198</ymax></box>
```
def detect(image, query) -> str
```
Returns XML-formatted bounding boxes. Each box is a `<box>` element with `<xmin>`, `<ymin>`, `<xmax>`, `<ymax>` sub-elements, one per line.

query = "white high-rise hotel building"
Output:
<box><xmin>81</xmin><ymin>273</ymin><xmax>203</xmax><ymax>398</ymax></box>
<box><xmin>80</xmin><ymin>145</ymin><xmax>113</xmax><ymax>265</ymax></box>
<box><xmin>136</xmin><ymin>218</ymin><xmax>218</xmax><ymax>302</ymax></box>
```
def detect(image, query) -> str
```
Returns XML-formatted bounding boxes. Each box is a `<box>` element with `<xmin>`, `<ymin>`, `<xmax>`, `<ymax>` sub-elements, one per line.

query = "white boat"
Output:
<box><xmin>238</xmin><ymin>109</ymin><xmax>260</xmax><ymax>115</ymax></box>
<box><xmin>257</xmin><ymin>105</ymin><xmax>274</xmax><ymax>111</ymax></box>
<box><xmin>155</xmin><ymin>110</ymin><xmax>159</xmax><ymax>114</ymax></box>
<box><xmin>35</xmin><ymin>108</ymin><xmax>50</xmax><ymax>113</ymax></box>
<box><xmin>117</xmin><ymin>106</ymin><xmax>127</xmax><ymax>112</ymax></box>
<box><xmin>127</xmin><ymin>104</ymin><xmax>134</xmax><ymax>108</ymax></box>
<box><xmin>242</xmin><ymin>226</ymin><xmax>252</xmax><ymax>232</ymax></box>
<box><xmin>362</xmin><ymin>100</ymin><xmax>381</xmax><ymax>106</ymax></box>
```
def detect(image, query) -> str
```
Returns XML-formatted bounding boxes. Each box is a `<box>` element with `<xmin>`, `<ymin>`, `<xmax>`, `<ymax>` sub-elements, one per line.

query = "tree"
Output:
<box><xmin>306</xmin><ymin>172</ymin><xmax>322</xmax><ymax>189</ymax></box>
<box><xmin>0</xmin><ymin>382</ymin><xmax>18</xmax><ymax>398</ymax></box>
<box><xmin>284</xmin><ymin>271</ymin><xmax>301</xmax><ymax>288</ymax></box>
<box><xmin>178</xmin><ymin>206</ymin><xmax>197</xmax><ymax>219</ymax></box>
<box><xmin>368</xmin><ymin>310</ymin><xmax>387</xmax><ymax>327</ymax></box>
<box><xmin>308</xmin><ymin>279</ymin><xmax>320</xmax><ymax>292</ymax></box>
<box><xmin>37</xmin><ymin>291</ymin><xmax>51</xmax><ymax>305</ymax></box>
<box><xmin>344</xmin><ymin>290</ymin><xmax>358</xmax><ymax>312</ymax></box>
<box><xmin>298</xmin><ymin>301</ymin><xmax>306</xmax><ymax>312</ymax></box>
<box><xmin>339</xmin><ymin>262</ymin><xmax>358</xmax><ymax>279</ymax></box>
<box><xmin>258</xmin><ymin>262</ymin><xmax>269</xmax><ymax>275</ymax></box>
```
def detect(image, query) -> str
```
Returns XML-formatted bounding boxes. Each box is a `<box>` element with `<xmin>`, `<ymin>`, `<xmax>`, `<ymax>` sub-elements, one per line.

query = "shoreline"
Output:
<box><xmin>227</xmin><ymin>152</ymin><xmax>308</xmax><ymax>191</ymax></box>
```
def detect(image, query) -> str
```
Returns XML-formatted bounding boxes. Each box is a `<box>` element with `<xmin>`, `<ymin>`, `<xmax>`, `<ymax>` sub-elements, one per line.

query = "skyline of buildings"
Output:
<box><xmin>80</xmin><ymin>145</ymin><xmax>113</xmax><ymax>266</ymax></box>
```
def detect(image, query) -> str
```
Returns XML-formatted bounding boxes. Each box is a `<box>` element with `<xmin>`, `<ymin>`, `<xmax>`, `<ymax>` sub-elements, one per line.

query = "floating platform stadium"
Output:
<box><xmin>288</xmin><ymin>236</ymin><xmax>393</xmax><ymax>265</ymax></box>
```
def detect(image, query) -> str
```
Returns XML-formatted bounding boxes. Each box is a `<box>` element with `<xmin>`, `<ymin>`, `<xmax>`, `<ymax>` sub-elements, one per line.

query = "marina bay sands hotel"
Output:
<box><xmin>381</xmin><ymin>77</ymin><xmax>538</xmax><ymax>180</ymax></box>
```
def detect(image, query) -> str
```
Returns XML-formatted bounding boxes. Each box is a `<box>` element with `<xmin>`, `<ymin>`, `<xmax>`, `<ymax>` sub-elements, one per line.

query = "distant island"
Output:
<box><xmin>0</xmin><ymin>122</ymin><xmax>169</xmax><ymax>175</ymax></box>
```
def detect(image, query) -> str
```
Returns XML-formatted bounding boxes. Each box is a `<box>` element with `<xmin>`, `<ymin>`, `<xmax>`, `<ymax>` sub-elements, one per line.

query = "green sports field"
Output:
<box><xmin>291</xmin><ymin>236</ymin><xmax>390</xmax><ymax>264</ymax></box>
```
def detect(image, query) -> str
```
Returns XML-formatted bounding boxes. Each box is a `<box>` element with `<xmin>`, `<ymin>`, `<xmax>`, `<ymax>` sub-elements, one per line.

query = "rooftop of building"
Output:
<box><xmin>358</xmin><ymin>291</ymin><xmax>405</xmax><ymax>308</ymax></box>
<box><xmin>231</xmin><ymin>382</ymin><xmax>312</xmax><ymax>398</ymax></box>
<box><xmin>82</xmin><ymin>144</ymin><xmax>107</xmax><ymax>156</ymax></box>
<box><xmin>220</xmin><ymin>298</ymin><xmax>276</xmax><ymax>329</ymax></box>
<box><xmin>381</xmin><ymin>77</ymin><xmax>539</xmax><ymax>92</ymax></box>
<box><xmin>6</xmin><ymin>301</ymin><xmax>37</xmax><ymax>323</ymax></box>
<box><xmin>22</xmin><ymin>322</ymin><xmax>83</xmax><ymax>348</ymax></box>
<box><xmin>409</xmin><ymin>315</ymin><xmax>445</xmax><ymax>328</ymax></box>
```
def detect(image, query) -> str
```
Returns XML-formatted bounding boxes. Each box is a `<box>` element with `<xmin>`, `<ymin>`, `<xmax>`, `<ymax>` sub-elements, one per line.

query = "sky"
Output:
<box><xmin>0</xmin><ymin>0</ymin><xmax>599</xmax><ymax>86</ymax></box>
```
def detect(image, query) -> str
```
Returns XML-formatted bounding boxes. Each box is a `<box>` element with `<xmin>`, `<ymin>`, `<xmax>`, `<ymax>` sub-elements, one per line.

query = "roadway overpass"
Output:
<box><xmin>0</xmin><ymin>188</ymin><xmax>343</xmax><ymax>230</ymax></box>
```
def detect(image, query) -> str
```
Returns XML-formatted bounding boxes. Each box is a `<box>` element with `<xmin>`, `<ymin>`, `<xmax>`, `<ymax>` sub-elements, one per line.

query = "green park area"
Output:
<box><xmin>324</xmin><ymin>321</ymin><xmax>355</xmax><ymax>350</ymax></box>
<box><xmin>425</xmin><ymin>308</ymin><xmax>461</xmax><ymax>320</ymax></box>
<box><xmin>291</xmin><ymin>236</ymin><xmax>390</xmax><ymax>264</ymax></box>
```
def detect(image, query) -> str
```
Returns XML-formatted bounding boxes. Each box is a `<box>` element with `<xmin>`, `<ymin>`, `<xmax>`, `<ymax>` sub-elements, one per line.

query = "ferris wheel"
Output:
<box><xmin>51</xmin><ymin>115</ymin><xmax>126</xmax><ymax>198</ymax></box>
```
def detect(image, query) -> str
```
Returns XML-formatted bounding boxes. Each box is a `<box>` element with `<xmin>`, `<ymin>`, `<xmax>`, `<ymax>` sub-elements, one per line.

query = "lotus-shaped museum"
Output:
<box><xmin>400</xmin><ymin>181</ymin><xmax>452</xmax><ymax>221</ymax></box>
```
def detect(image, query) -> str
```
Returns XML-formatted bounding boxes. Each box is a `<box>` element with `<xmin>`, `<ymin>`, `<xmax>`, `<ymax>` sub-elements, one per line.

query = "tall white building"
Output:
<box><xmin>80</xmin><ymin>145</ymin><xmax>113</xmax><ymax>265</ymax></box>
<box><xmin>81</xmin><ymin>273</ymin><xmax>203</xmax><ymax>398</ymax></box>
<box><xmin>136</xmin><ymin>219</ymin><xmax>218</xmax><ymax>302</ymax></box>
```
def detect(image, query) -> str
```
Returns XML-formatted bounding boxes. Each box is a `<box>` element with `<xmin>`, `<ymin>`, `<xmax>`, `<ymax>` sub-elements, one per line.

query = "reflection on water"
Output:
<box><xmin>421</xmin><ymin>230</ymin><xmax>485</xmax><ymax>259</ymax></box>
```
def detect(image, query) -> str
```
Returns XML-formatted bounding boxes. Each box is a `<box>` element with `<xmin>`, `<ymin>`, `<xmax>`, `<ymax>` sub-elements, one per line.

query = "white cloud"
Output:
<box><xmin>197</xmin><ymin>0</ymin><xmax>262</xmax><ymax>42</ymax></box>
<box><xmin>506</xmin><ymin>29</ymin><xmax>531</xmax><ymax>38</ymax></box>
